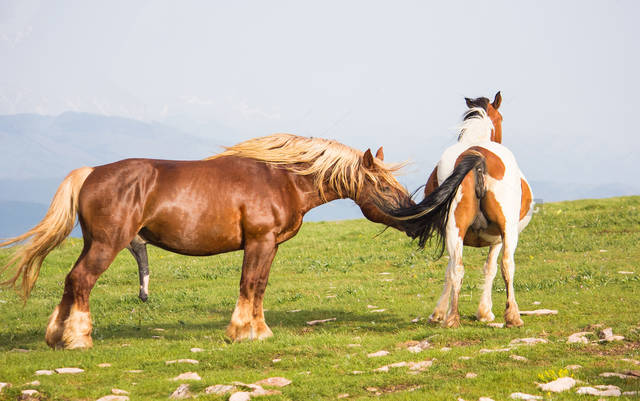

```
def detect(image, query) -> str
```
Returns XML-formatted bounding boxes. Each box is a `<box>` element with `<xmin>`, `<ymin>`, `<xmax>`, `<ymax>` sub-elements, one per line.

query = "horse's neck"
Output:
<box><xmin>294</xmin><ymin>173</ymin><xmax>342</xmax><ymax>214</ymax></box>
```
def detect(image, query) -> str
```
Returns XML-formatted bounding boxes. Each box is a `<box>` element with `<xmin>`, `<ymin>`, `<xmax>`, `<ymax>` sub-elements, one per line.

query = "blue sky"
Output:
<box><xmin>1</xmin><ymin>0</ymin><xmax>639</xmax><ymax>199</ymax></box>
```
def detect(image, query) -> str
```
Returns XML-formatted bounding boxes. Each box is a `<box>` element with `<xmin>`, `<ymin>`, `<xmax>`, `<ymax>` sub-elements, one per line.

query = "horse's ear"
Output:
<box><xmin>465</xmin><ymin>97</ymin><xmax>474</xmax><ymax>109</ymax></box>
<box><xmin>492</xmin><ymin>91</ymin><xmax>502</xmax><ymax>109</ymax></box>
<box><xmin>362</xmin><ymin>149</ymin><xmax>375</xmax><ymax>169</ymax></box>
<box><xmin>375</xmin><ymin>146</ymin><xmax>384</xmax><ymax>161</ymax></box>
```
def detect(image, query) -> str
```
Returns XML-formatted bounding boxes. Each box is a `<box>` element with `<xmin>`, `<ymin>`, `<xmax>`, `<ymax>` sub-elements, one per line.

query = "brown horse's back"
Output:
<box><xmin>77</xmin><ymin>157</ymin><xmax>309</xmax><ymax>256</ymax></box>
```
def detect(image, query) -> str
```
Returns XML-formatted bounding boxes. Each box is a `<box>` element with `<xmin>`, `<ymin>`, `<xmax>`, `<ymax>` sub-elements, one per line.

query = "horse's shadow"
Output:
<box><xmin>0</xmin><ymin>308</ymin><xmax>414</xmax><ymax>350</ymax></box>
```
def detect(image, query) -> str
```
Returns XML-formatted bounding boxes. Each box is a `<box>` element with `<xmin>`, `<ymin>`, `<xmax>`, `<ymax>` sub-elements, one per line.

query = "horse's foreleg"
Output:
<box><xmin>476</xmin><ymin>243</ymin><xmax>502</xmax><ymax>322</ymax></box>
<box><xmin>46</xmin><ymin>241</ymin><xmax>118</xmax><ymax>349</ymax></box>
<box><xmin>226</xmin><ymin>236</ymin><xmax>277</xmax><ymax>341</ymax></box>
<box><xmin>501</xmin><ymin>226</ymin><xmax>523</xmax><ymax>327</ymax></box>
<box><xmin>127</xmin><ymin>236</ymin><xmax>150</xmax><ymax>302</ymax></box>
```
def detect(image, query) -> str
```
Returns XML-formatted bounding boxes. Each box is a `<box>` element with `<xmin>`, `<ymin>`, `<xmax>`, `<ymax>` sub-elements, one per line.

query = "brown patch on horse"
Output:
<box><xmin>424</xmin><ymin>166</ymin><xmax>439</xmax><ymax>196</ymax></box>
<box><xmin>453</xmin><ymin>172</ymin><xmax>481</xmax><ymax>239</ymax></box>
<box><xmin>481</xmin><ymin>190</ymin><xmax>506</xmax><ymax>232</ymax></box>
<box><xmin>520</xmin><ymin>179</ymin><xmax>532</xmax><ymax>220</ymax></box>
<box><xmin>467</xmin><ymin>147</ymin><xmax>505</xmax><ymax>180</ymax></box>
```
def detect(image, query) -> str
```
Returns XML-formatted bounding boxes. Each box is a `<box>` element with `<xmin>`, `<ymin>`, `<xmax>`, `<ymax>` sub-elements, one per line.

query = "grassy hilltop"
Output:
<box><xmin>1</xmin><ymin>196</ymin><xmax>639</xmax><ymax>400</ymax></box>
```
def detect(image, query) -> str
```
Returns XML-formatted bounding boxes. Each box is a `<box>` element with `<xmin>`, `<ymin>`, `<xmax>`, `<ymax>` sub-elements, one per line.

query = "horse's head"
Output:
<box><xmin>356</xmin><ymin>147</ymin><xmax>415</xmax><ymax>234</ymax></box>
<box><xmin>465</xmin><ymin>91</ymin><xmax>503</xmax><ymax>143</ymax></box>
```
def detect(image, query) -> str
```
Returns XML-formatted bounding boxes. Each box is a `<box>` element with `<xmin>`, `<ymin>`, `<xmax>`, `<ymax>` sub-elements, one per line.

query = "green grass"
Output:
<box><xmin>1</xmin><ymin>196</ymin><xmax>640</xmax><ymax>400</ymax></box>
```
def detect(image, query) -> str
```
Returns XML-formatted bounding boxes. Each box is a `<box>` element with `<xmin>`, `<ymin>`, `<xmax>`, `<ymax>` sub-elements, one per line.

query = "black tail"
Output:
<box><xmin>386</xmin><ymin>152</ymin><xmax>486</xmax><ymax>256</ymax></box>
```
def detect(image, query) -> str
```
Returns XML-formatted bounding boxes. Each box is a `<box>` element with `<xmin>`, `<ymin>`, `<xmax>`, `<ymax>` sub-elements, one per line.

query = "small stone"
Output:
<box><xmin>599</xmin><ymin>372</ymin><xmax>635</xmax><ymax>379</ymax></box>
<box><xmin>599</xmin><ymin>327</ymin><xmax>625</xmax><ymax>342</ymax></box>
<box><xmin>288</xmin><ymin>309</ymin><xmax>301</xmax><ymax>313</ymax></box>
<box><xmin>152</xmin><ymin>328</ymin><xmax>165</xmax><ymax>332</ymax></box>
<box><xmin>480</xmin><ymin>348</ymin><xmax>511</xmax><ymax>353</ymax></box>
<box><xmin>379</xmin><ymin>272</ymin><xmax>391</xmax><ymax>275</ymax></box>
<box><xmin>347</xmin><ymin>344</ymin><xmax>361</xmax><ymax>348</ymax></box>
<box><xmin>112</xmin><ymin>389</ymin><xmax>129</xmax><ymax>395</ymax></box>
<box><xmin>510</xmin><ymin>393</ymin><xmax>542</xmax><ymax>400</ymax></box>
<box><xmin>205</xmin><ymin>385</ymin><xmax>235</xmax><ymax>395</ymax></box>
<box><xmin>488</xmin><ymin>322</ymin><xmax>504</xmax><ymax>328</ymax></box>
<box><xmin>510</xmin><ymin>338</ymin><xmax>548</xmax><ymax>346</ymax></box>
<box><xmin>351</xmin><ymin>370</ymin><xmax>364</xmax><ymax>375</ymax></box>
<box><xmin>337</xmin><ymin>394</ymin><xmax>349</xmax><ymax>399</ymax></box>
<box><xmin>465</xmin><ymin>372</ymin><xmax>477</xmax><ymax>379</ymax></box>
<box><xmin>272</xmin><ymin>358</ymin><xmax>281</xmax><ymax>363</ymax></box>
<box><xmin>374</xmin><ymin>361</ymin><xmax>408</xmax><ymax>372</ymax></box>
<box><xmin>26</xmin><ymin>381</ymin><xmax>39</xmax><ymax>386</ymax></box>
<box><xmin>367</xmin><ymin>350</ymin><xmax>389</xmax><ymax>358</ymax></box>
<box><xmin>171</xmin><ymin>372</ymin><xmax>201</xmax><ymax>381</ymax></box>
<box><xmin>170</xmin><ymin>384</ymin><xmax>193</xmax><ymax>399</ymax></box>
<box><xmin>411</xmin><ymin>317</ymin><xmax>420</xmax><ymax>323</ymax></box>
<box><xmin>618</xmin><ymin>271</ymin><xmax>634</xmax><ymax>275</ymax></box>
<box><xmin>567</xmin><ymin>332</ymin><xmax>592</xmax><ymax>344</ymax></box>
<box><xmin>127</xmin><ymin>370</ymin><xmax>143</xmax><ymax>373</ymax></box>
<box><xmin>97</xmin><ymin>396</ymin><xmax>129</xmax><ymax>401</ymax></box>
<box><xmin>576</xmin><ymin>385</ymin><xmax>621</xmax><ymax>397</ymax></box>
<box><xmin>479</xmin><ymin>398</ymin><xmax>495</xmax><ymax>401</ymax></box>
<box><xmin>20</xmin><ymin>390</ymin><xmax>39</xmax><ymax>400</ymax></box>
<box><xmin>55</xmin><ymin>367</ymin><xmax>84</xmax><ymax>374</ymax></box>
<box><xmin>229</xmin><ymin>392</ymin><xmax>251</xmax><ymax>401</ymax></box>
<box><xmin>511</xmin><ymin>355</ymin><xmax>528</xmax><ymax>361</ymax></box>
<box><xmin>369</xmin><ymin>309</ymin><xmax>386</xmax><ymax>313</ymax></box>
<box><xmin>440</xmin><ymin>347</ymin><xmax>451</xmax><ymax>352</ymax></box>
<box><xmin>0</xmin><ymin>382</ymin><xmax>10</xmax><ymax>392</ymax></box>
<box><xmin>537</xmin><ymin>377</ymin><xmax>576</xmax><ymax>392</ymax></box>
<box><xmin>366</xmin><ymin>387</ymin><xmax>379</xmax><ymax>392</ymax></box>
<box><xmin>621</xmin><ymin>358</ymin><xmax>640</xmax><ymax>365</ymax></box>
<box><xmin>566</xmin><ymin>364</ymin><xmax>582</xmax><ymax>370</ymax></box>
<box><xmin>626</xmin><ymin>370</ymin><xmax>640</xmax><ymax>377</ymax></box>
<box><xmin>254</xmin><ymin>377</ymin><xmax>292</xmax><ymax>387</ymax></box>
<box><xmin>624</xmin><ymin>391</ymin><xmax>639</xmax><ymax>396</ymax></box>
<box><xmin>11</xmin><ymin>348</ymin><xmax>30</xmax><ymax>353</ymax></box>
<box><xmin>459</xmin><ymin>356</ymin><xmax>472</xmax><ymax>360</ymax></box>
<box><xmin>306</xmin><ymin>318</ymin><xmax>336</xmax><ymax>326</ymax></box>
<box><xmin>98</xmin><ymin>363</ymin><xmax>112</xmax><ymax>368</ymax></box>
<box><xmin>165</xmin><ymin>359</ymin><xmax>199</xmax><ymax>365</ymax></box>
<box><xmin>532</xmin><ymin>301</ymin><xmax>541</xmax><ymax>305</ymax></box>
<box><xmin>519</xmin><ymin>309</ymin><xmax>558</xmax><ymax>316</ymax></box>
<box><xmin>367</xmin><ymin>304</ymin><xmax>378</xmax><ymax>309</ymax></box>
<box><xmin>35</xmin><ymin>370</ymin><xmax>54</xmax><ymax>376</ymax></box>
<box><xmin>190</xmin><ymin>348</ymin><xmax>204</xmax><ymax>353</ymax></box>
<box><xmin>408</xmin><ymin>360</ymin><xmax>433</xmax><ymax>371</ymax></box>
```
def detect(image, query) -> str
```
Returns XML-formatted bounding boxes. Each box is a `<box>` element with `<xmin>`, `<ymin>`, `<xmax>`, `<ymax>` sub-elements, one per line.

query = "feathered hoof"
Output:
<box><xmin>443</xmin><ymin>314</ymin><xmax>461</xmax><ymax>328</ymax></box>
<box><xmin>505</xmin><ymin>310</ymin><xmax>524</xmax><ymax>327</ymax></box>
<box><xmin>226</xmin><ymin>321</ymin><xmax>273</xmax><ymax>342</ymax></box>
<box><xmin>476</xmin><ymin>309</ymin><xmax>495</xmax><ymax>322</ymax></box>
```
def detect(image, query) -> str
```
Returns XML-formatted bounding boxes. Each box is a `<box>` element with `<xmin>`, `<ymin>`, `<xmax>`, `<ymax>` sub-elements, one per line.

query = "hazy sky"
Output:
<box><xmin>1</xmin><ymin>1</ymin><xmax>638</xmax><ymax>194</ymax></box>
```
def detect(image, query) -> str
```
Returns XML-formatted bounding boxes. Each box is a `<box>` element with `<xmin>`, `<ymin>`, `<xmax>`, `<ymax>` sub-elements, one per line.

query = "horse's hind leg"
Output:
<box><xmin>226</xmin><ymin>236</ymin><xmax>277</xmax><ymax>341</ymax></box>
<box><xmin>45</xmin><ymin>241</ymin><xmax>119</xmax><ymax>349</ymax></box>
<box><xmin>501</xmin><ymin>225</ymin><xmax>523</xmax><ymax>327</ymax></box>
<box><xmin>429</xmin><ymin>264</ymin><xmax>453</xmax><ymax>323</ymax></box>
<box><xmin>127</xmin><ymin>235</ymin><xmax>150</xmax><ymax>302</ymax></box>
<box><xmin>476</xmin><ymin>243</ymin><xmax>502</xmax><ymax>322</ymax></box>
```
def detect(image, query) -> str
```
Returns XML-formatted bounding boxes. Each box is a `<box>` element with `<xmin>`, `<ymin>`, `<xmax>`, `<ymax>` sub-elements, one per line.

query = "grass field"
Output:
<box><xmin>1</xmin><ymin>196</ymin><xmax>639</xmax><ymax>400</ymax></box>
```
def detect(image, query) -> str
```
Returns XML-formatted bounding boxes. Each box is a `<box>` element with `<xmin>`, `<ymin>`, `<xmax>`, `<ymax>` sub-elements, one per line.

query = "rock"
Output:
<box><xmin>152</xmin><ymin>327</ymin><xmax>165</xmax><ymax>331</ymax></box>
<box><xmin>576</xmin><ymin>385</ymin><xmax>621</xmax><ymax>397</ymax></box>
<box><xmin>111</xmin><ymin>389</ymin><xmax>129</xmax><ymax>395</ymax></box>
<box><xmin>11</xmin><ymin>348</ymin><xmax>30</xmax><ymax>353</ymax></box>
<box><xmin>171</xmin><ymin>372</ymin><xmax>202</xmax><ymax>381</ymax></box>
<box><xmin>510</xmin><ymin>393</ymin><xmax>543</xmax><ymax>400</ymax></box>
<box><xmin>26</xmin><ymin>381</ymin><xmax>40</xmax><ymax>386</ymax></box>
<box><xmin>599</xmin><ymin>328</ymin><xmax>625</xmax><ymax>342</ymax></box>
<box><xmin>229</xmin><ymin>392</ymin><xmax>251</xmax><ymax>401</ymax></box>
<box><xmin>440</xmin><ymin>347</ymin><xmax>452</xmax><ymax>352</ymax></box>
<box><xmin>126</xmin><ymin>370</ymin><xmax>143</xmax><ymax>373</ymax></box>
<box><xmin>170</xmin><ymin>384</ymin><xmax>194</xmax><ymax>399</ymax></box>
<box><xmin>254</xmin><ymin>377</ymin><xmax>292</xmax><ymax>387</ymax></box>
<box><xmin>626</xmin><ymin>370</ymin><xmax>640</xmax><ymax>377</ymax></box>
<box><xmin>510</xmin><ymin>355</ymin><xmax>528</xmax><ymax>361</ymax></box>
<box><xmin>624</xmin><ymin>391</ymin><xmax>639</xmax><ymax>396</ymax></box>
<box><xmin>55</xmin><ymin>367</ymin><xmax>84</xmax><ymax>374</ymax></box>
<box><xmin>510</xmin><ymin>338</ymin><xmax>548</xmax><ymax>346</ymax></box>
<box><xmin>411</xmin><ymin>317</ymin><xmax>421</xmax><ymax>323</ymax></box>
<box><xmin>97</xmin><ymin>396</ymin><xmax>129</xmax><ymax>401</ymax></box>
<box><xmin>347</xmin><ymin>344</ymin><xmax>361</xmax><ymax>348</ymax></box>
<box><xmin>288</xmin><ymin>309</ymin><xmax>301</xmax><ymax>313</ymax></box>
<box><xmin>621</xmin><ymin>358</ymin><xmax>640</xmax><ymax>365</ymax></box>
<box><xmin>465</xmin><ymin>372</ymin><xmax>477</xmax><ymax>379</ymax></box>
<box><xmin>350</xmin><ymin>371</ymin><xmax>364</xmax><ymax>375</ymax></box>
<box><xmin>488</xmin><ymin>323</ymin><xmax>504</xmax><ymax>328</ymax></box>
<box><xmin>408</xmin><ymin>360</ymin><xmax>433</xmax><ymax>371</ymax></box>
<box><xmin>536</xmin><ymin>377</ymin><xmax>576</xmax><ymax>392</ymax></box>
<box><xmin>406</xmin><ymin>339</ymin><xmax>431</xmax><ymax>353</ymax></box>
<box><xmin>367</xmin><ymin>350</ymin><xmax>389</xmax><ymax>358</ymax></box>
<box><xmin>532</xmin><ymin>301</ymin><xmax>541</xmax><ymax>305</ymax></box>
<box><xmin>98</xmin><ymin>363</ymin><xmax>112</xmax><ymax>368</ymax></box>
<box><xmin>599</xmin><ymin>372</ymin><xmax>636</xmax><ymax>379</ymax></box>
<box><xmin>337</xmin><ymin>394</ymin><xmax>349</xmax><ymax>399</ymax></box>
<box><xmin>519</xmin><ymin>309</ymin><xmax>558</xmax><ymax>316</ymax></box>
<box><xmin>165</xmin><ymin>359</ymin><xmax>199</xmax><ymax>365</ymax></box>
<box><xmin>205</xmin><ymin>385</ymin><xmax>235</xmax><ymax>395</ymax></box>
<box><xmin>618</xmin><ymin>271</ymin><xmax>634</xmax><ymax>275</ymax></box>
<box><xmin>34</xmin><ymin>370</ymin><xmax>54</xmax><ymax>375</ymax></box>
<box><xmin>566</xmin><ymin>364</ymin><xmax>582</xmax><ymax>370</ymax></box>
<box><xmin>374</xmin><ymin>362</ymin><xmax>408</xmax><ymax>372</ymax></box>
<box><xmin>459</xmin><ymin>356</ymin><xmax>472</xmax><ymax>360</ymax></box>
<box><xmin>379</xmin><ymin>272</ymin><xmax>391</xmax><ymax>275</ymax></box>
<box><xmin>306</xmin><ymin>318</ymin><xmax>336</xmax><ymax>326</ymax></box>
<box><xmin>272</xmin><ymin>358</ymin><xmax>282</xmax><ymax>363</ymax></box>
<box><xmin>367</xmin><ymin>305</ymin><xmax>378</xmax><ymax>309</ymax></box>
<box><xmin>370</xmin><ymin>309</ymin><xmax>386</xmax><ymax>313</ymax></box>
<box><xmin>20</xmin><ymin>390</ymin><xmax>39</xmax><ymax>400</ymax></box>
<box><xmin>567</xmin><ymin>332</ymin><xmax>592</xmax><ymax>344</ymax></box>
<box><xmin>190</xmin><ymin>348</ymin><xmax>204</xmax><ymax>353</ymax></box>
<box><xmin>0</xmin><ymin>382</ymin><xmax>10</xmax><ymax>392</ymax></box>
<box><xmin>479</xmin><ymin>398</ymin><xmax>495</xmax><ymax>401</ymax></box>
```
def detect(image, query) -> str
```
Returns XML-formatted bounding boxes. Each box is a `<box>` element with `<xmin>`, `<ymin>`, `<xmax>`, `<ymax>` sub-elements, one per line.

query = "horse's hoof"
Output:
<box><xmin>428</xmin><ymin>312</ymin><xmax>445</xmax><ymax>323</ymax></box>
<box><xmin>138</xmin><ymin>292</ymin><xmax>148</xmax><ymax>302</ymax></box>
<box><xmin>476</xmin><ymin>310</ymin><xmax>495</xmax><ymax>322</ymax></box>
<box><xmin>443</xmin><ymin>315</ymin><xmax>461</xmax><ymax>328</ymax></box>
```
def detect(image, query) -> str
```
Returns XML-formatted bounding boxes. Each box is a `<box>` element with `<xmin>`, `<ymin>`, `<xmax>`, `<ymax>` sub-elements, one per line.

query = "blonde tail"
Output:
<box><xmin>0</xmin><ymin>167</ymin><xmax>94</xmax><ymax>300</ymax></box>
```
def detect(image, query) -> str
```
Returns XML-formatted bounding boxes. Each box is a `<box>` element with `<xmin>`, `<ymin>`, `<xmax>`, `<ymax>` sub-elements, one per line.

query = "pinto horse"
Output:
<box><xmin>0</xmin><ymin>134</ymin><xmax>413</xmax><ymax>349</ymax></box>
<box><xmin>386</xmin><ymin>92</ymin><xmax>533</xmax><ymax>328</ymax></box>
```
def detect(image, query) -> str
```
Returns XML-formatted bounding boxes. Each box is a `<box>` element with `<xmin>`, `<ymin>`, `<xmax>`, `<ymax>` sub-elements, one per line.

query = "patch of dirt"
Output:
<box><xmin>448</xmin><ymin>339</ymin><xmax>482</xmax><ymax>347</ymax></box>
<box><xmin>582</xmin><ymin>342</ymin><xmax>640</xmax><ymax>356</ymax></box>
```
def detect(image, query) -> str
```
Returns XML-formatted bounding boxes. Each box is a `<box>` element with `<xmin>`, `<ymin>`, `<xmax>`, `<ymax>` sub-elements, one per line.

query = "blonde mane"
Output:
<box><xmin>206</xmin><ymin>134</ymin><xmax>408</xmax><ymax>201</ymax></box>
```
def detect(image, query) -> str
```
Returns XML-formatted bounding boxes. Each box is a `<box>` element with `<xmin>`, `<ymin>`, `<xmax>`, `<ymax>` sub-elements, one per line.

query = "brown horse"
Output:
<box><xmin>1</xmin><ymin>134</ymin><xmax>413</xmax><ymax>349</ymax></box>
